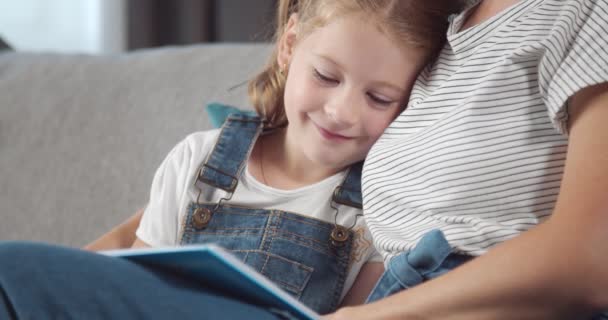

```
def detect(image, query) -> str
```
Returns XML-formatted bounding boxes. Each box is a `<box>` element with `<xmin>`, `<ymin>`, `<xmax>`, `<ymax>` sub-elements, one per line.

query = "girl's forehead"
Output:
<box><xmin>300</xmin><ymin>15</ymin><xmax>417</xmax><ymax>59</ymax></box>
<box><xmin>298</xmin><ymin>11</ymin><xmax>416</xmax><ymax>54</ymax></box>
<box><xmin>295</xmin><ymin>15</ymin><xmax>426</xmax><ymax>88</ymax></box>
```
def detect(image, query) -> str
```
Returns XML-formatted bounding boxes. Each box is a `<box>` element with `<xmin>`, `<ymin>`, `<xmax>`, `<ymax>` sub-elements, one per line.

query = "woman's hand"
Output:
<box><xmin>323</xmin><ymin>303</ymin><xmax>424</xmax><ymax>320</ymax></box>
<box><xmin>323</xmin><ymin>305</ymin><xmax>376</xmax><ymax>320</ymax></box>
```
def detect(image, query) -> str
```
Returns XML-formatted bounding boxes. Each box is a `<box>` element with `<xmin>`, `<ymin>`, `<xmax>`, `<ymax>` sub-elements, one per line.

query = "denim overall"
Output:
<box><xmin>179</xmin><ymin>113</ymin><xmax>363</xmax><ymax>314</ymax></box>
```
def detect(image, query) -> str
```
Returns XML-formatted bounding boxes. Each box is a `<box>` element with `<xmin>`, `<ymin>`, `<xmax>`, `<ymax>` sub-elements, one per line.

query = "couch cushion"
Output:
<box><xmin>0</xmin><ymin>44</ymin><xmax>270</xmax><ymax>246</ymax></box>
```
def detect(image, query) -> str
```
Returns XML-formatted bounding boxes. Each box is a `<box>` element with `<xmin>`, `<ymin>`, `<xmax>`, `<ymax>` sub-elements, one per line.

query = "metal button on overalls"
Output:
<box><xmin>192</xmin><ymin>207</ymin><xmax>213</xmax><ymax>229</ymax></box>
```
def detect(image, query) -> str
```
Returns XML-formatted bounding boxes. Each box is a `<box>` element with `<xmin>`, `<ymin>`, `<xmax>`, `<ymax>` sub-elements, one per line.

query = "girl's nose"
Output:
<box><xmin>325</xmin><ymin>90</ymin><xmax>361</xmax><ymax>127</ymax></box>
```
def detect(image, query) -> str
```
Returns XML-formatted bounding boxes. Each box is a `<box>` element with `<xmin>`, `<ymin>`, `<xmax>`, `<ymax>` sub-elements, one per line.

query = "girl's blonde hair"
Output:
<box><xmin>248</xmin><ymin>0</ymin><xmax>465</xmax><ymax>129</ymax></box>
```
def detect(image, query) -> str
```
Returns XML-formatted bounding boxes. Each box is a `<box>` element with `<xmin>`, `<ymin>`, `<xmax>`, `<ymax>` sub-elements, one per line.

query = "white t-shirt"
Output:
<box><xmin>363</xmin><ymin>0</ymin><xmax>608</xmax><ymax>260</ymax></box>
<box><xmin>136</xmin><ymin>129</ymin><xmax>382</xmax><ymax>299</ymax></box>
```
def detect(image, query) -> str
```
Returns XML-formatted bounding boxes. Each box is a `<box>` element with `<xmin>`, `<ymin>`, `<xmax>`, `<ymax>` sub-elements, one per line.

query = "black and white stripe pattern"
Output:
<box><xmin>363</xmin><ymin>0</ymin><xmax>608</xmax><ymax>263</ymax></box>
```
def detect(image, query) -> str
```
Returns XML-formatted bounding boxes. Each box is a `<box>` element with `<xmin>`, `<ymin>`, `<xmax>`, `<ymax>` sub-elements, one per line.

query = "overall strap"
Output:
<box><xmin>332</xmin><ymin>161</ymin><xmax>363</xmax><ymax>209</ymax></box>
<box><xmin>194</xmin><ymin>113</ymin><xmax>263</xmax><ymax>193</ymax></box>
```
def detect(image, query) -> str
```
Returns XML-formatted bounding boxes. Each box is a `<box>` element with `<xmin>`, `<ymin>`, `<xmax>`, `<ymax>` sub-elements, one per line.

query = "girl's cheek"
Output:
<box><xmin>366</xmin><ymin>113</ymin><xmax>395</xmax><ymax>140</ymax></box>
<box><xmin>286</xmin><ymin>80</ymin><xmax>311</xmax><ymax>112</ymax></box>
<box><xmin>300</xmin><ymin>85</ymin><xmax>326</xmax><ymax>112</ymax></box>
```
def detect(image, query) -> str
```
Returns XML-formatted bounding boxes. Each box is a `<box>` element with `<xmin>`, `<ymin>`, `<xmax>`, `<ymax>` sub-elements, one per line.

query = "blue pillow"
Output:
<box><xmin>205</xmin><ymin>102</ymin><xmax>257</xmax><ymax>128</ymax></box>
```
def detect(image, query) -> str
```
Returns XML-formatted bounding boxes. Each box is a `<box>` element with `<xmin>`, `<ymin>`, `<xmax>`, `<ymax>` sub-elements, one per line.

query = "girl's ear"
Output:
<box><xmin>277</xmin><ymin>14</ymin><xmax>298</xmax><ymax>71</ymax></box>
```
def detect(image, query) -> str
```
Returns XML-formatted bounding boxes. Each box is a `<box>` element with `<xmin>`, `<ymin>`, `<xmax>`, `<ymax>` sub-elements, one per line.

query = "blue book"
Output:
<box><xmin>102</xmin><ymin>244</ymin><xmax>319</xmax><ymax>320</ymax></box>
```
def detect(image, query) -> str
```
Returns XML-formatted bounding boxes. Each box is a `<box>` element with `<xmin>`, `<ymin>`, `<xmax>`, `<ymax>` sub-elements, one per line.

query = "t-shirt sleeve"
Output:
<box><xmin>362</xmin><ymin>228</ymin><xmax>384</xmax><ymax>263</ymax></box>
<box><xmin>136</xmin><ymin>137</ymin><xmax>194</xmax><ymax>247</ymax></box>
<box><xmin>539</xmin><ymin>0</ymin><xmax>608</xmax><ymax>134</ymax></box>
<box><xmin>366</xmin><ymin>246</ymin><xmax>384</xmax><ymax>263</ymax></box>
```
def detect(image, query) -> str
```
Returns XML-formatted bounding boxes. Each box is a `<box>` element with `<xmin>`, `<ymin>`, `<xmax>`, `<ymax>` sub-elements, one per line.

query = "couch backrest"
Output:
<box><xmin>0</xmin><ymin>44</ymin><xmax>270</xmax><ymax>246</ymax></box>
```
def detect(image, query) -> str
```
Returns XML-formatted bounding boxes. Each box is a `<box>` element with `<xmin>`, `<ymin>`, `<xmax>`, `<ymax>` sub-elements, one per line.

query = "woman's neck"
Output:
<box><xmin>249</xmin><ymin>129</ymin><xmax>343</xmax><ymax>190</ymax></box>
<box><xmin>461</xmin><ymin>0</ymin><xmax>522</xmax><ymax>30</ymax></box>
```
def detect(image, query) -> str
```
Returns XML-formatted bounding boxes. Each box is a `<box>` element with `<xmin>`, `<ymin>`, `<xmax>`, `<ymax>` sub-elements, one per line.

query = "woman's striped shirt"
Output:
<box><xmin>363</xmin><ymin>0</ymin><xmax>608</xmax><ymax>260</ymax></box>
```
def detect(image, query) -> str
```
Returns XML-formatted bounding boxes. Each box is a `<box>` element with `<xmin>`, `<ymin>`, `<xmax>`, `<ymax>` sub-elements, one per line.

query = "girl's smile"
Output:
<box><xmin>311</xmin><ymin>119</ymin><xmax>354</xmax><ymax>142</ymax></box>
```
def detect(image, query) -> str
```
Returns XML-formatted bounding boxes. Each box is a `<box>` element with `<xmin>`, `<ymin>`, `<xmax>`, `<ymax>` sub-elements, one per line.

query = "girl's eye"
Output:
<box><xmin>368</xmin><ymin>93</ymin><xmax>393</xmax><ymax>106</ymax></box>
<box><xmin>313</xmin><ymin>68</ymin><xmax>338</xmax><ymax>84</ymax></box>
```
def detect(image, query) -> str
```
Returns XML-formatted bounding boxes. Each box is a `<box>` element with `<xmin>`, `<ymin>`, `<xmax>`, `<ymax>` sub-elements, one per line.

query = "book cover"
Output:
<box><xmin>102</xmin><ymin>244</ymin><xmax>319</xmax><ymax>320</ymax></box>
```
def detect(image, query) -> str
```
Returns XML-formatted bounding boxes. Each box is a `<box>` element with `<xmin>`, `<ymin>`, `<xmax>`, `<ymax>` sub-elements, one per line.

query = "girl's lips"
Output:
<box><xmin>314</xmin><ymin>123</ymin><xmax>352</xmax><ymax>141</ymax></box>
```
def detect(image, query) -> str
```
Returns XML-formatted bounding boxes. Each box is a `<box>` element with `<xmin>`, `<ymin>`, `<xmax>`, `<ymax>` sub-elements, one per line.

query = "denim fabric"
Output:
<box><xmin>331</xmin><ymin>162</ymin><xmax>363</xmax><ymax>208</ymax></box>
<box><xmin>366</xmin><ymin>230</ymin><xmax>608</xmax><ymax>319</ymax></box>
<box><xmin>196</xmin><ymin>114</ymin><xmax>264</xmax><ymax>193</ymax></box>
<box><xmin>366</xmin><ymin>230</ymin><xmax>471</xmax><ymax>303</ymax></box>
<box><xmin>182</xmin><ymin>204</ymin><xmax>352</xmax><ymax>314</ymax></box>
<box><xmin>0</xmin><ymin>242</ymin><xmax>283</xmax><ymax>320</ymax></box>
<box><xmin>183</xmin><ymin>114</ymin><xmax>363</xmax><ymax>314</ymax></box>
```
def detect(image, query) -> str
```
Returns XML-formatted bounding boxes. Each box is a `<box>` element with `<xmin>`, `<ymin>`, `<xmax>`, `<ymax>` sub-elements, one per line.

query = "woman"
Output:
<box><xmin>327</xmin><ymin>0</ymin><xmax>608</xmax><ymax>318</ymax></box>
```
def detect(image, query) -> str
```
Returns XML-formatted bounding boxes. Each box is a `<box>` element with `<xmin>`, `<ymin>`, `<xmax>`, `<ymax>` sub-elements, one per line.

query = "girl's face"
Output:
<box><xmin>278</xmin><ymin>14</ymin><xmax>428</xmax><ymax>170</ymax></box>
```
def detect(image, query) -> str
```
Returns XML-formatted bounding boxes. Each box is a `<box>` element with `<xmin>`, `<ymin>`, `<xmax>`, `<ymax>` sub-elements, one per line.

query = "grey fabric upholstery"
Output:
<box><xmin>0</xmin><ymin>44</ymin><xmax>270</xmax><ymax>247</ymax></box>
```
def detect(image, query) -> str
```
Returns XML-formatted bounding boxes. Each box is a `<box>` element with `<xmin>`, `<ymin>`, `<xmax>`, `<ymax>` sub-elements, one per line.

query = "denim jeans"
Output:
<box><xmin>365</xmin><ymin>230</ymin><xmax>608</xmax><ymax>320</ymax></box>
<box><xmin>366</xmin><ymin>229</ymin><xmax>471</xmax><ymax>303</ymax></box>
<box><xmin>0</xmin><ymin>241</ymin><xmax>284</xmax><ymax>320</ymax></box>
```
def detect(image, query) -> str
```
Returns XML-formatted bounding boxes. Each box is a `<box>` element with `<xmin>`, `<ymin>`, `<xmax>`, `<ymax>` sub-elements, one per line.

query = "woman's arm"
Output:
<box><xmin>326</xmin><ymin>83</ymin><xmax>608</xmax><ymax>320</ymax></box>
<box><xmin>83</xmin><ymin>208</ymin><xmax>145</xmax><ymax>251</ymax></box>
<box><xmin>340</xmin><ymin>262</ymin><xmax>385</xmax><ymax>307</ymax></box>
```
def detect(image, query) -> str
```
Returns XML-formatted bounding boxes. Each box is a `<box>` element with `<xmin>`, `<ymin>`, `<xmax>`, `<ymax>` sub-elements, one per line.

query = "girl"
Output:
<box><xmin>129</xmin><ymin>0</ymin><xmax>460</xmax><ymax>313</ymax></box>
<box><xmin>0</xmin><ymin>0</ymin><xmax>463</xmax><ymax>318</ymax></box>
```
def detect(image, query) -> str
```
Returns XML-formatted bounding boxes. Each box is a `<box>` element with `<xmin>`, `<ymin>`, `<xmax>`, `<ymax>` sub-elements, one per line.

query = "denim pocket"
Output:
<box><xmin>237</xmin><ymin>250</ymin><xmax>313</xmax><ymax>298</ymax></box>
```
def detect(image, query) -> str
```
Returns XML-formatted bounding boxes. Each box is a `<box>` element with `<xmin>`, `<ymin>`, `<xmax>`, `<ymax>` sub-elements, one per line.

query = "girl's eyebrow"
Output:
<box><xmin>314</xmin><ymin>53</ymin><xmax>346</xmax><ymax>71</ymax></box>
<box><xmin>314</xmin><ymin>53</ymin><xmax>406</xmax><ymax>94</ymax></box>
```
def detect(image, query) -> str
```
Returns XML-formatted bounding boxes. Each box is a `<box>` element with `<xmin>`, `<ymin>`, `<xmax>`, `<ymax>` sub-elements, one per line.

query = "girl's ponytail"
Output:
<box><xmin>248</xmin><ymin>0</ymin><xmax>299</xmax><ymax>129</ymax></box>
<box><xmin>277</xmin><ymin>0</ymin><xmax>298</xmax><ymax>37</ymax></box>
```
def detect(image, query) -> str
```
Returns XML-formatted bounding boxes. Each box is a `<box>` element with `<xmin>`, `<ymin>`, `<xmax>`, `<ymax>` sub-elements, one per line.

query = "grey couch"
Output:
<box><xmin>0</xmin><ymin>44</ymin><xmax>270</xmax><ymax>247</ymax></box>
